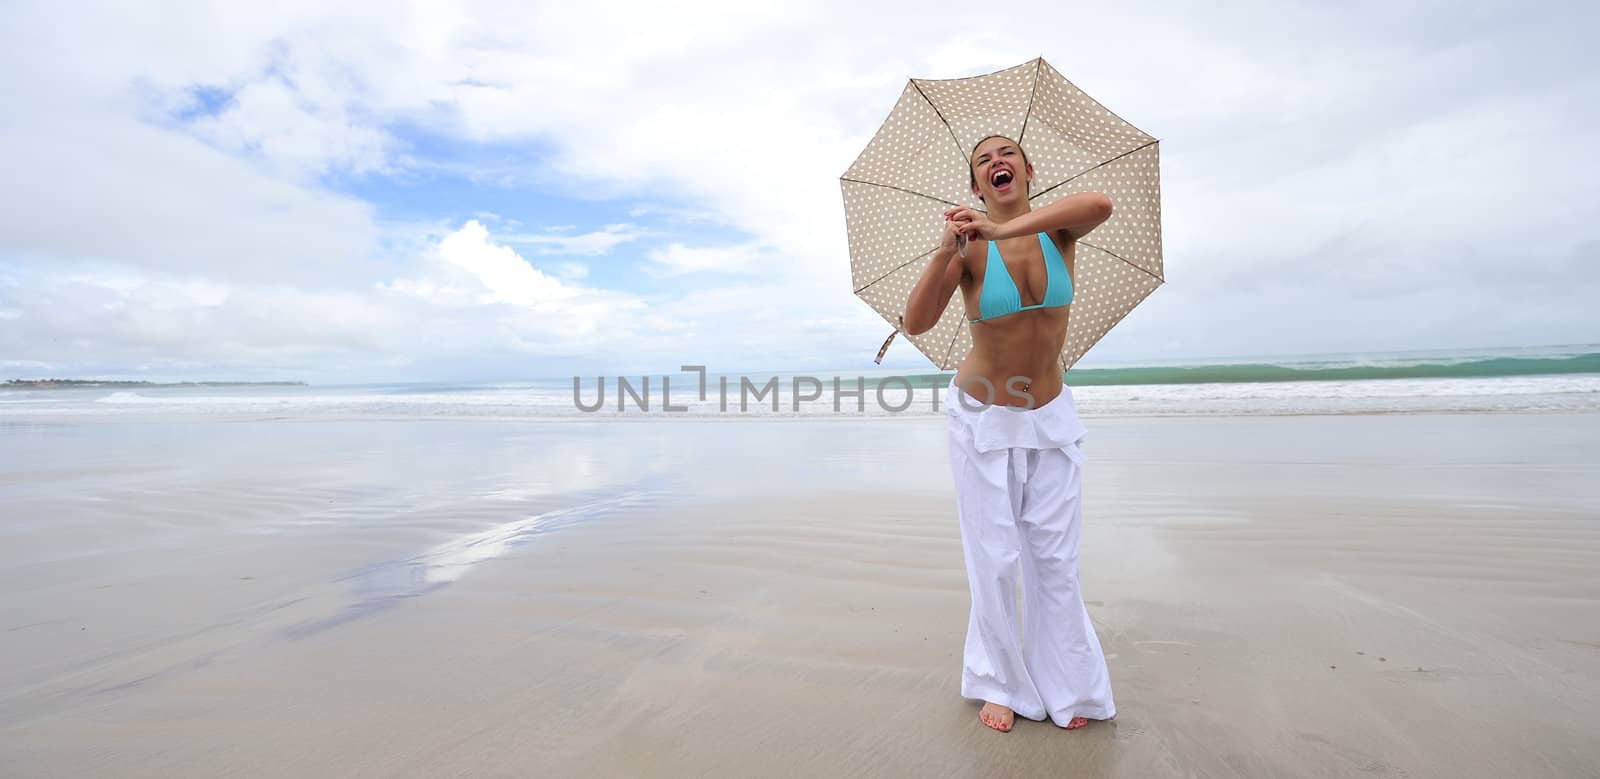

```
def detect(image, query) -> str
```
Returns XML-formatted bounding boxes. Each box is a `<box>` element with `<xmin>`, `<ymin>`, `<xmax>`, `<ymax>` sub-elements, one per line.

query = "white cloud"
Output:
<box><xmin>185</xmin><ymin>76</ymin><xmax>395</xmax><ymax>180</ymax></box>
<box><xmin>377</xmin><ymin>220</ymin><xmax>666</xmax><ymax>351</ymax></box>
<box><xmin>432</xmin><ymin>220</ymin><xmax>578</xmax><ymax>307</ymax></box>
<box><xmin>500</xmin><ymin>224</ymin><xmax>645</xmax><ymax>256</ymax></box>
<box><xmin>645</xmin><ymin>243</ymin><xmax>764</xmax><ymax>276</ymax></box>
<box><xmin>553</xmin><ymin>262</ymin><xmax>589</xmax><ymax>281</ymax></box>
<box><xmin>0</xmin><ymin>263</ymin><xmax>404</xmax><ymax>371</ymax></box>
<box><xmin>0</xmin><ymin>105</ymin><xmax>381</xmax><ymax>283</ymax></box>
<box><xmin>0</xmin><ymin>220</ymin><xmax>684</xmax><ymax>380</ymax></box>
<box><xmin>1</xmin><ymin>0</ymin><xmax>1596</xmax><ymax>379</ymax></box>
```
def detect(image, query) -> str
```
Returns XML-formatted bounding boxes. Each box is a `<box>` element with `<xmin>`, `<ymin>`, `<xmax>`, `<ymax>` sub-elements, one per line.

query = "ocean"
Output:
<box><xmin>2</xmin><ymin>345</ymin><xmax>1597</xmax><ymax>421</ymax></box>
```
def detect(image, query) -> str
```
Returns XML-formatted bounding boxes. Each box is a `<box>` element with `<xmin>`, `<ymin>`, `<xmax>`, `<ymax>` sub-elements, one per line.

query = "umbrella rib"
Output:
<box><xmin>852</xmin><ymin>247</ymin><xmax>936</xmax><ymax>294</ymax></box>
<box><xmin>1017</xmin><ymin>57</ymin><xmax>1042</xmax><ymax>146</ymax></box>
<box><xmin>839</xmin><ymin>177</ymin><xmax>962</xmax><ymax>208</ymax></box>
<box><xmin>1030</xmin><ymin>139</ymin><xmax>1159</xmax><ymax>202</ymax></box>
<box><xmin>910</xmin><ymin>80</ymin><xmax>969</xmax><ymax>172</ymax></box>
<box><xmin>1078</xmin><ymin>239</ymin><xmax>1165</xmax><ymax>283</ymax></box>
<box><xmin>1062</xmin><ymin>285</ymin><xmax>1162</xmax><ymax>372</ymax></box>
<box><xmin>1036</xmin><ymin>59</ymin><xmax>1159</xmax><ymax>142</ymax></box>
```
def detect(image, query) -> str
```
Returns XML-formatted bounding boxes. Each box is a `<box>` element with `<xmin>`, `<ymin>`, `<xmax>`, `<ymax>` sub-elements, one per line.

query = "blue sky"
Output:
<box><xmin>1</xmin><ymin>0</ymin><xmax>1596</xmax><ymax>383</ymax></box>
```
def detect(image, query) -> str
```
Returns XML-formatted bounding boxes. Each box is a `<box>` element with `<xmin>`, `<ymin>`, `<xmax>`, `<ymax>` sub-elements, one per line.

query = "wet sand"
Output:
<box><xmin>1</xmin><ymin>413</ymin><xmax>1598</xmax><ymax>777</ymax></box>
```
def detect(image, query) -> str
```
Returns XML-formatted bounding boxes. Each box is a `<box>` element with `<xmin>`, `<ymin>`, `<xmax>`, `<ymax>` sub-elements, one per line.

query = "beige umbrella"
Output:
<box><xmin>843</xmin><ymin>57</ymin><xmax>1163</xmax><ymax>371</ymax></box>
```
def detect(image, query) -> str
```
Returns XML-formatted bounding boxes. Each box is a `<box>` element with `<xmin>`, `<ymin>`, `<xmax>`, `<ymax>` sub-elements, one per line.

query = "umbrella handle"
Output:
<box><xmin>874</xmin><ymin>315</ymin><xmax>905</xmax><ymax>365</ymax></box>
<box><xmin>876</xmin><ymin>228</ymin><xmax>960</xmax><ymax>365</ymax></box>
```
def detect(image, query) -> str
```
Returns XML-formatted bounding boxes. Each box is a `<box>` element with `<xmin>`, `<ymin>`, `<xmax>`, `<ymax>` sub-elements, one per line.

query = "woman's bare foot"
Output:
<box><xmin>1065</xmin><ymin>716</ymin><xmax>1089</xmax><ymax>730</ymax></box>
<box><xmin>979</xmin><ymin>702</ymin><xmax>1014</xmax><ymax>732</ymax></box>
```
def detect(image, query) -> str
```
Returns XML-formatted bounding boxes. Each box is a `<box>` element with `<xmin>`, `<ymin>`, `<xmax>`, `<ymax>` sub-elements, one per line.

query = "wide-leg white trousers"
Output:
<box><xmin>944</xmin><ymin>378</ymin><xmax>1115</xmax><ymax>725</ymax></box>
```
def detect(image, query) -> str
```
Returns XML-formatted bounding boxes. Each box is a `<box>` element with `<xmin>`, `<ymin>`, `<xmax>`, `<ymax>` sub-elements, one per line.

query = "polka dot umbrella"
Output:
<box><xmin>842</xmin><ymin>57</ymin><xmax>1163</xmax><ymax>371</ymax></box>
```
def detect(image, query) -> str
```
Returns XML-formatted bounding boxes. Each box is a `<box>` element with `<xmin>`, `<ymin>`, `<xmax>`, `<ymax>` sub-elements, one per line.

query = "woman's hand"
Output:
<box><xmin>944</xmin><ymin>207</ymin><xmax>999</xmax><ymax>240</ymax></box>
<box><xmin>938</xmin><ymin>216</ymin><xmax>966</xmax><ymax>255</ymax></box>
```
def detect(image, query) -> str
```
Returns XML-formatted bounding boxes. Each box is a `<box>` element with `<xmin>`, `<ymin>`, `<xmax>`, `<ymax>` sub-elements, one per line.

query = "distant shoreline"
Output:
<box><xmin>4</xmin><ymin>379</ymin><xmax>307</xmax><ymax>389</ymax></box>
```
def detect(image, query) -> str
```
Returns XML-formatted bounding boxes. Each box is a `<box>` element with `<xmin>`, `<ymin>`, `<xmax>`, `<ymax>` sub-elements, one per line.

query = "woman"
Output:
<box><xmin>901</xmin><ymin>134</ymin><xmax>1116</xmax><ymax>733</ymax></box>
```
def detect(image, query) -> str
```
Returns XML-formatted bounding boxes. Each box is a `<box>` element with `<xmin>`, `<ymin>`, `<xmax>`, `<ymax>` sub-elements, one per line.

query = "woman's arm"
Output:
<box><xmin>902</xmin><ymin>220</ymin><xmax>966</xmax><ymax>336</ymax></box>
<box><xmin>959</xmin><ymin>192</ymin><xmax>1114</xmax><ymax>242</ymax></box>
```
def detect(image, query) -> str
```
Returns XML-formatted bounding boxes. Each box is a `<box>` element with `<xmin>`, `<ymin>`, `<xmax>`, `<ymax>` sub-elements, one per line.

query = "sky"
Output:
<box><xmin>1</xmin><ymin>0</ymin><xmax>1596</xmax><ymax>382</ymax></box>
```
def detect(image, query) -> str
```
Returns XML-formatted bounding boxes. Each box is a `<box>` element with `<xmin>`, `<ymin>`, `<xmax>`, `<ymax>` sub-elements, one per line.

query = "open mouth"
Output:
<box><xmin>991</xmin><ymin>169</ymin><xmax>1013</xmax><ymax>189</ymax></box>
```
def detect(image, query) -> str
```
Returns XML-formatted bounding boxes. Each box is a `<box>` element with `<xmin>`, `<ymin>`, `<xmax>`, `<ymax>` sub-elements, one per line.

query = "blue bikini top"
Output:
<box><xmin>968</xmin><ymin>233</ymin><xmax>1073</xmax><ymax>323</ymax></box>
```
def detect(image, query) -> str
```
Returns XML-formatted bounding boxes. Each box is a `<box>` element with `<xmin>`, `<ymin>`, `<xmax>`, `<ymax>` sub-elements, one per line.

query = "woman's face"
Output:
<box><xmin>970</xmin><ymin>137</ymin><xmax>1030</xmax><ymax>206</ymax></box>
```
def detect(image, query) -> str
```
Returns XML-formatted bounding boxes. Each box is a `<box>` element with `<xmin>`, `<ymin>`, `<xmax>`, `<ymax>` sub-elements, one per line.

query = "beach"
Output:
<box><xmin>2</xmin><ymin>395</ymin><xmax>1598</xmax><ymax>777</ymax></box>
<box><xmin>7</xmin><ymin>0</ymin><xmax>1598</xmax><ymax>773</ymax></box>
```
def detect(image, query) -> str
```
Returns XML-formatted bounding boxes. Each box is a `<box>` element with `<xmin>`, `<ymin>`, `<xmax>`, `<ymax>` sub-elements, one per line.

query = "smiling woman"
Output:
<box><xmin>896</xmin><ymin>130</ymin><xmax>1120</xmax><ymax>733</ymax></box>
<box><xmin>902</xmin><ymin>136</ymin><xmax>1114</xmax><ymax>414</ymax></box>
<box><xmin>967</xmin><ymin>134</ymin><xmax>1032</xmax><ymax>203</ymax></box>
<box><xmin>839</xmin><ymin>58</ymin><xmax>1169</xmax><ymax>734</ymax></box>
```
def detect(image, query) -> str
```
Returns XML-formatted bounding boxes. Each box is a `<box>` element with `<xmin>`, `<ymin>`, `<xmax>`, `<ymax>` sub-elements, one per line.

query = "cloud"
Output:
<box><xmin>183</xmin><ymin>76</ymin><xmax>396</xmax><ymax>180</ymax></box>
<box><xmin>553</xmin><ymin>262</ymin><xmax>589</xmax><ymax>281</ymax></box>
<box><xmin>500</xmin><ymin>224</ymin><xmax>645</xmax><ymax>256</ymax></box>
<box><xmin>0</xmin><ymin>105</ymin><xmax>382</xmax><ymax>284</ymax></box>
<box><xmin>376</xmin><ymin>220</ymin><xmax>664</xmax><ymax>350</ymax></box>
<box><xmin>0</xmin><ymin>262</ymin><xmax>404</xmax><ymax>374</ymax></box>
<box><xmin>645</xmin><ymin>243</ymin><xmax>764</xmax><ymax>276</ymax></box>
<box><xmin>432</xmin><ymin>220</ymin><xmax>579</xmax><ymax>306</ymax></box>
<box><xmin>0</xmin><ymin>219</ymin><xmax>690</xmax><ymax>380</ymax></box>
<box><xmin>1</xmin><ymin>0</ymin><xmax>1596</xmax><ymax>379</ymax></box>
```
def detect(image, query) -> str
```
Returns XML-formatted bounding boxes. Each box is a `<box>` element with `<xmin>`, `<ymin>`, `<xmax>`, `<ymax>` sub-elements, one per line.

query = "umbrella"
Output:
<box><xmin>842</xmin><ymin>57</ymin><xmax>1163</xmax><ymax>371</ymax></box>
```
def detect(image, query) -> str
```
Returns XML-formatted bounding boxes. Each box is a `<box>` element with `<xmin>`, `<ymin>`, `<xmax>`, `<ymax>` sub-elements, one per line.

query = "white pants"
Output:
<box><xmin>944</xmin><ymin>378</ymin><xmax>1116</xmax><ymax>725</ymax></box>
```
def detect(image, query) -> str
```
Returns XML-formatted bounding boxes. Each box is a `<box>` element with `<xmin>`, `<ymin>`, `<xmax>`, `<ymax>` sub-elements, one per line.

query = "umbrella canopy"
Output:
<box><xmin>842</xmin><ymin>57</ymin><xmax>1163</xmax><ymax>371</ymax></box>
